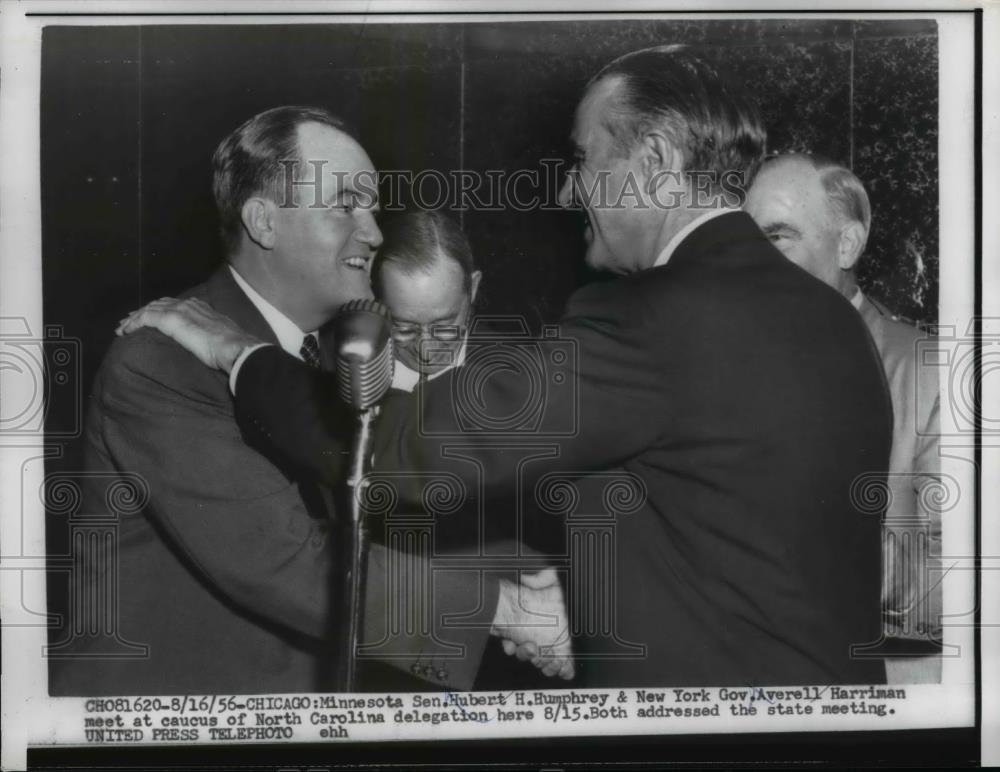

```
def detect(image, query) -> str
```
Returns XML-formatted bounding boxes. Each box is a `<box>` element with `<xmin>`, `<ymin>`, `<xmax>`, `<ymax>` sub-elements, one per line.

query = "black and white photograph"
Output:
<box><xmin>0</xmin><ymin>2</ymin><xmax>993</xmax><ymax>770</ymax></box>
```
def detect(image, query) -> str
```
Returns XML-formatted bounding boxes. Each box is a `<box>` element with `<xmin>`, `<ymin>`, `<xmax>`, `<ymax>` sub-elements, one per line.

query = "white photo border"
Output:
<box><xmin>0</xmin><ymin>2</ymin><xmax>993</xmax><ymax>770</ymax></box>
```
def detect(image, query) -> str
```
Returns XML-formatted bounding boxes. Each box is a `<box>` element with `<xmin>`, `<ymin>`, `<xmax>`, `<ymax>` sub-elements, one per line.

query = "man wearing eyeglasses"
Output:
<box><xmin>372</xmin><ymin>211</ymin><xmax>481</xmax><ymax>389</ymax></box>
<box><xmin>367</xmin><ymin>211</ymin><xmax>564</xmax><ymax>688</ymax></box>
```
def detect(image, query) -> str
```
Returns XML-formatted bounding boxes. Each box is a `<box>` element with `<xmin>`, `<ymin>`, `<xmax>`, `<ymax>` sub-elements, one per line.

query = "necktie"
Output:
<box><xmin>300</xmin><ymin>334</ymin><xmax>322</xmax><ymax>369</ymax></box>
<box><xmin>296</xmin><ymin>332</ymin><xmax>333</xmax><ymax>524</ymax></box>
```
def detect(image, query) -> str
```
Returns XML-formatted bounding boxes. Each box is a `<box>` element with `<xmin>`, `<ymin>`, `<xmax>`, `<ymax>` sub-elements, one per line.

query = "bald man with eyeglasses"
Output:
<box><xmin>372</xmin><ymin>211</ymin><xmax>482</xmax><ymax>390</ymax></box>
<box><xmin>367</xmin><ymin>210</ymin><xmax>561</xmax><ymax>691</ymax></box>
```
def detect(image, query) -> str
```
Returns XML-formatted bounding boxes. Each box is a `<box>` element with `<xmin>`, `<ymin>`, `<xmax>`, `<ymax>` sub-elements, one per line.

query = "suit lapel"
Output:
<box><xmin>200</xmin><ymin>265</ymin><xmax>339</xmax><ymax>520</ymax></box>
<box><xmin>200</xmin><ymin>265</ymin><xmax>281</xmax><ymax>347</ymax></box>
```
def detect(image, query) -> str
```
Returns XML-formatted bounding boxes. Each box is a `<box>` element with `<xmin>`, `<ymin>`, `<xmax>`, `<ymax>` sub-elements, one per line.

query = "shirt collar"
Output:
<box><xmin>391</xmin><ymin>338</ymin><xmax>468</xmax><ymax>393</ymax></box>
<box><xmin>229</xmin><ymin>265</ymin><xmax>315</xmax><ymax>360</ymax></box>
<box><xmin>652</xmin><ymin>207</ymin><xmax>738</xmax><ymax>268</ymax></box>
<box><xmin>850</xmin><ymin>287</ymin><xmax>864</xmax><ymax>311</ymax></box>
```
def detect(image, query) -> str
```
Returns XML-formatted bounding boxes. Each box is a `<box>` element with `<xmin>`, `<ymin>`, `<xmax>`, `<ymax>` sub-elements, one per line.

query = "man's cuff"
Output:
<box><xmin>229</xmin><ymin>343</ymin><xmax>274</xmax><ymax>395</ymax></box>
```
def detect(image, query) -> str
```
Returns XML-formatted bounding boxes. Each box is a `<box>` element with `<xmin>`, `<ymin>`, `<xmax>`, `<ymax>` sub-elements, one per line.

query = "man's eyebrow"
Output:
<box><xmin>761</xmin><ymin>220</ymin><xmax>800</xmax><ymax>236</ymax></box>
<box><xmin>328</xmin><ymin>187</ymin><xmax>380</xmax><ymax>209</ymax></box>
<box><xmin>394</xmin><ymin>311</ymin><xmax>461</xmax><ymax>326</ymax></box>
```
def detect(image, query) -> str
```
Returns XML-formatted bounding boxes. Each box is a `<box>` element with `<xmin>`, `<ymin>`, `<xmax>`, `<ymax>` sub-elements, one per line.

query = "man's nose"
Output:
<box><xmin>557</xmin><ymin>172</ymin><xmax>576</xmax><ymax>209</ymax></box>
<box><xmin>356</xmin><ymin>211</ymin><xmax>383</xmax><ymax>250</ymax></box>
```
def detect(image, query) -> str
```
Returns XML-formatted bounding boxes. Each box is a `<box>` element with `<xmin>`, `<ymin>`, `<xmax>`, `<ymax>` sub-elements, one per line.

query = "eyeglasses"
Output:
<box><xmin>390</xmin><ymin>302</ymin><xmax>470</xmax><ymax>344</ymax></box>
<box><xmin>390</xmin><ymin>321</ymin><xmax>466</xmax><ymax>343</ymax></box>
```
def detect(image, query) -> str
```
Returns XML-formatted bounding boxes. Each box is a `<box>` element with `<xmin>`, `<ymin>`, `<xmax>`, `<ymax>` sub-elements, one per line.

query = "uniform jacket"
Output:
<box><xmin>858</xmin><ymin>294</ymin><xmax>941</xmax><ymax>643</ymax></box>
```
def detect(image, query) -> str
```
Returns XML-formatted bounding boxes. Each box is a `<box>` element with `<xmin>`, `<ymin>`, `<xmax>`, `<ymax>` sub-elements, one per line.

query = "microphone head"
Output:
<box><xmin>333</xmin><ymin>298</ymin><xmax>395</xmax><ymax>411</ymax></box>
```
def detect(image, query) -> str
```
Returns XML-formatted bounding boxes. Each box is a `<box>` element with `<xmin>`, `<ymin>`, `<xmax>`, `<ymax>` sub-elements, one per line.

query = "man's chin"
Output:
<box><xmin>412</xmin><ymin>356</ymin><xmax>454</xmax><ymax>378</ymax></box>
<box><xmin>395</xmin><ymin>353</ymin><xmax>426</xmax><ymax>375</ymax></box>
<box><xmin>583</xmin><ymin>247</ymin><xmax>608</xmax><ymax>273</ymax></box>
<box><xmin>345</xmin><ymin>276</ymin><xmax>375</xmax><ymax>299</ymax></box>
<box><xmin>332</xmin><ymin>286</ymin><xmax>375</xmax><ymax>312</ymax></box>
<box><xmin>583</xmin><ymin>245</ymin><xmax>631</xmax><ymax>275</ymax></box>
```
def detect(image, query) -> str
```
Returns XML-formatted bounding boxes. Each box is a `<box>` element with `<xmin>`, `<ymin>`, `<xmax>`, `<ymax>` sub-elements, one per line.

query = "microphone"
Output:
<box><xmin>330</xmin><ymin>298</ymin><xmax>395</xmax><ymax>692</ymax></box>
<box><xmin>333</xmin><ymin>298</ymin><xmax>395</xmax><ymax>411</ymax></box>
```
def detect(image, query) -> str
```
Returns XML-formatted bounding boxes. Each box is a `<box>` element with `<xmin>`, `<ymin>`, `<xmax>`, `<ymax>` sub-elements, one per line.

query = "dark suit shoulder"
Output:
<box><xmin>562</xmin><ymin>274</ymin><xmax>657</xmax><ymax>329</ymax></box>
<box><xmin>100</xmin><ymin>274</ymin><xmax>214</xmax><ymax>384</ymax></box>
<box><xmin>565</xmin><ymin>234</ymin><xmax>820</xmax><ymax>328</ymax></box>
<box><xmin>98</xmin><ymin>326</ymin><xmax>229</xmax><ymax>409</ymax></box>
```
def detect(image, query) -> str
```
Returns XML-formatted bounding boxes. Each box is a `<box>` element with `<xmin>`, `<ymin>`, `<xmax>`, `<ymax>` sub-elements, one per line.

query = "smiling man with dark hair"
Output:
<box><xmin>51</xmin><ymin>106</ymin><xmax>571</xmax><ymax>695</ymax></box>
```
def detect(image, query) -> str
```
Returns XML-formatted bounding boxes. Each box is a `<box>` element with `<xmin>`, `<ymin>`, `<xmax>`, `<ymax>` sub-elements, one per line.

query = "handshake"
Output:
<box><xmin>490</xmin><ymin>568</ymin><xmax>575</xmax><ymax>681</ymax></box>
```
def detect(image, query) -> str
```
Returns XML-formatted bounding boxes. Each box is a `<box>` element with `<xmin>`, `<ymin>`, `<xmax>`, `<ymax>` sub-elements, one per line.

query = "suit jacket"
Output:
<box><xmin>858</xmin><ymin>295</ymin><xmax>941</xmax><ymax>642</ymax></box>
<box><xmin>49</xmin><ymin>266</ymin><xmax>493</xmax><ymax>696</ymax></box>
<box><xmin>234</xmin><ymin>212</ymin><xmax>892</xmax><ymax>687</ymax></box>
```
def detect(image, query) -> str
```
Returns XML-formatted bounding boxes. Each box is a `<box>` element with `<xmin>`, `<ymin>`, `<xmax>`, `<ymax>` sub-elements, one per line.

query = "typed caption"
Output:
<box><xmin>69</xmin><ymin>685</ymin><xmax>923</xmax><ymax>746</ymax></box>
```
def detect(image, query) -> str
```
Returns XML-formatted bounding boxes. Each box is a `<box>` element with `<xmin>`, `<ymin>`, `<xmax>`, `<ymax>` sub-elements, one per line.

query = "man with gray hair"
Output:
<box><xmin>745</xmin><ymin>153</ymin><xmax>942</xmax><ymax>683</ymax></box>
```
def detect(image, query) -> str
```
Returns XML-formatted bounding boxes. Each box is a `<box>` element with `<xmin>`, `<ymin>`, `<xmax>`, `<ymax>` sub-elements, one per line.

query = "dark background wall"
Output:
<box><xmin>40</xmin><ymin>16</ymin><xmax>938</xmax><ymax>512</ymax></box>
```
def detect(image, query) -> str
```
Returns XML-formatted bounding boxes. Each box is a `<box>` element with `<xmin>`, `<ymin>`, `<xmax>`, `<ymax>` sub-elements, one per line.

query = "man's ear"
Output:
<box><xmin>468</xmin><ymin>270</ymin><xmax>483</xmax><ymax>304</ymax></box>
<box><xmin>837</xmin><ymin>220</ymin><xmax>867</xmax><ymax>271</ymax></box>
<box><xmin>240</xmin><ymin>197</ymin><xmax>278</xmax><ymax>250</ymax></box>
<box><xmin>641</xmin><ymin>132</ymin><xmax>683</xmax><ymax>195</ymax></box>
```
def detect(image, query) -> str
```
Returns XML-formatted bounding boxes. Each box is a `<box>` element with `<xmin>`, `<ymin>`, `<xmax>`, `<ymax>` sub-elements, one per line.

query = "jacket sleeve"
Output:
<box><xmin>234</xmin><ymin>284</ymin><xmax>667</xmax><ymax>506</ymax></box>
<box><xmin>103</xmin><ymin>334</ymin><xmax>493</xmax><ymax>689</ymax></box>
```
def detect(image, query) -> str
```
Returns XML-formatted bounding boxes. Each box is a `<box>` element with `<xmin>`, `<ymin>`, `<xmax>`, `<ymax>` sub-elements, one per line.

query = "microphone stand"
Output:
<box><xmin>338</xmin><ymin>405</ymin><xmax>376</xmax><ymax>693</ymax></box>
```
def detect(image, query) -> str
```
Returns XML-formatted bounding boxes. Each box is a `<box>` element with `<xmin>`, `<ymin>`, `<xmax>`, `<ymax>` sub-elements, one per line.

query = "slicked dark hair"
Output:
<box><xmin>590</xmin><ymin>44</ymin><xmax>766</xmax><ymax>200</ymax></box>
<box><xmin>212</xmin><ymin>105</ymin><xmax>351</xmax><ymax>253</ymax></box>
<box><xmin>373</xmin><ymin>211</ymin><xmax>477</xmax><ymax>292</ymax></box>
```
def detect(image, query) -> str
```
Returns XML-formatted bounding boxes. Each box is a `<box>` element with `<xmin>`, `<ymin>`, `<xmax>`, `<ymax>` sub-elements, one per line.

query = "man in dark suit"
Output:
<box><xmin>123</xmin><ymin>47</ymin><xmax>893</xmax><ymax>687</ymax></box>
<box><xmin>745</xmin><ymin>153</ymin><xmax>941</xmax><ymax>684</ymax></box>
<box><xmin>51</xmin><ymin>106</ymin><xmax>562</xmax><ymax>695</ymax></box>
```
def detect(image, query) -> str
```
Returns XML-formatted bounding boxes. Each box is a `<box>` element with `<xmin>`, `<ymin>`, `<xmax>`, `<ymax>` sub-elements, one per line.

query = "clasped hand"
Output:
<box><xmin>491</xmin><ymin>568</ymin><xmax>575</xmax><ymax>681</ymax></box>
